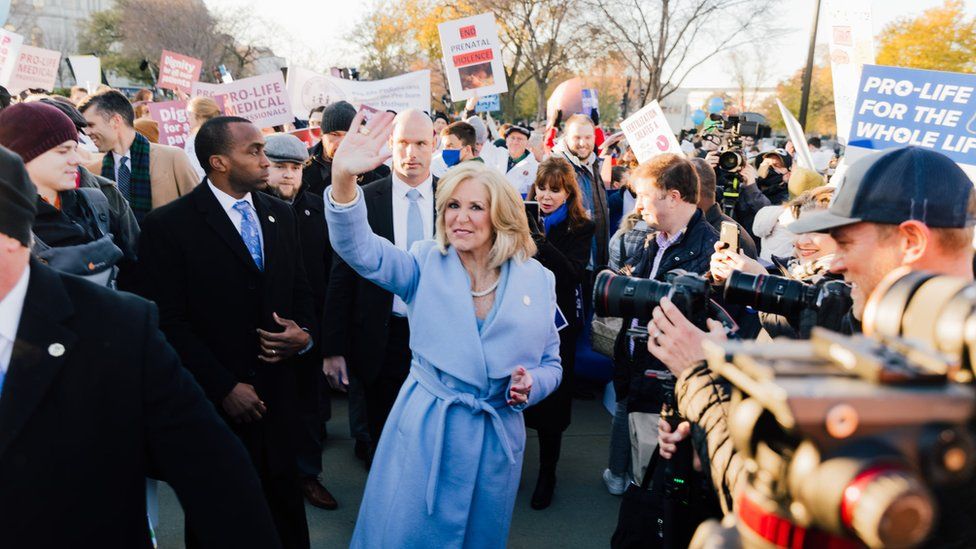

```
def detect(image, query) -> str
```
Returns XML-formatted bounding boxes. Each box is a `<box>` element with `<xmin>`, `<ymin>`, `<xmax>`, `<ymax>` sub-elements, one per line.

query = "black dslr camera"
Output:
<box><xmin>691</xmin><ymin>268</ymin><xmax>976</xmax><ymax>549</ymax></box>
<box><xmin>723</xmin><ymin>271</ymin><xmax>852</xmax><ymax>338</ymax></box>
<box><xmin>709</xmin><ymin>112</ymin><xmax>772</xmax><ymax>216</ymax></box>
<box><xmin>593</xmin><ymin>269</ymin><xmax>710</xmax><ymax>331</ymax></box>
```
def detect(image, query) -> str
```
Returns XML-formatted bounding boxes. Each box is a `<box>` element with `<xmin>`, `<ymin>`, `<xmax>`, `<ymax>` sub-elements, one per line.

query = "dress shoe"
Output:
<box><xmin>302</xmin><ymin>477</ymin><xmax>338</xmax><ymax>510</ymax></box>
<box><xmin>530</xmin><ymin>471</ymin><xmax>556</xmax><ymax>510</ymax></box>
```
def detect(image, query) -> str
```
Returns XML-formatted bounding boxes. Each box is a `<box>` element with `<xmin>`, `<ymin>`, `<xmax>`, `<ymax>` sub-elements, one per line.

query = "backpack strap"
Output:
<box><xmin>76</xmin><ymin>187</ymin><xmax>112</xmax><ymax>237</ymax></box>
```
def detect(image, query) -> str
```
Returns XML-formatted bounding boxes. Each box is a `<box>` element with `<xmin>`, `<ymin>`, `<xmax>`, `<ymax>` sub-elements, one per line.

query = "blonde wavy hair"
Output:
<box><xmin>435</xmin><ymin>162</ymin><xmax>536</xmax><ymax>269</ymax></box>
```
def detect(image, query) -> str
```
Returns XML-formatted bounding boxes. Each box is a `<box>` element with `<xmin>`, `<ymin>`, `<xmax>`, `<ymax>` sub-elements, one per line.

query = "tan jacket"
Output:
<box><xmin>82</xmin><ymin>143</ymin><xmax>199</xmax><ymax>209</ymax></box>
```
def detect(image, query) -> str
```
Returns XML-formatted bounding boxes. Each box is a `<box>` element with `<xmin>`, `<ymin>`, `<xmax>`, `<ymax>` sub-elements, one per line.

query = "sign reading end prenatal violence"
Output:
<box><xmin>192</xmin><ymin>71</ymin><xmax>292</xmax><ymax>129</ymax></box>
<box><xmin>848</xmin><ymin>64</ymin><xmax>976</xmax><ymax>178</ymax></box>
<box><xmin>158</xmin><ymin>50</ymin><xmax>203</xmax><ymax>94</ymax></box>
<box><xmin>438</xmin><ymin>13</ymin><xmax>507</xmax><ymax>101</ymax></box>
<box><xmin>619</xmin><ymin>101</ymin><xmax>682</xmax><ymax>164</ymax></box>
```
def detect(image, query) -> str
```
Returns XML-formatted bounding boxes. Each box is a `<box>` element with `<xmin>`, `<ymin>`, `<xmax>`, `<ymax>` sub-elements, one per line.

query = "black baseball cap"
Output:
<box><xmin>505</xmin><ymin>125</ymin><xmax>532</xmax><ymax>139</ymax></box>
<box><xmin>789</xmin><ymin>146</ymin><xmax>975</xmax><ymax>234</ymax></box>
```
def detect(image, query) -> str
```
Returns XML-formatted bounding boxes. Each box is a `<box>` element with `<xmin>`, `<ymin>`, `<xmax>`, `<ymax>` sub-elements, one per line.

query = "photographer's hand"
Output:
<box><xmin>647</xmin><ymin>297</ymin><xmax>727</xmax><ymax>377</ymax></box>
<box><xmin>704</xmin><ymin>150</ymin><xmax>719</xmax><ymax>169</ymax></box>
<box><xmin>658</xmin><ymin>418</ymin><xmax>690</xmax><ymax>459</ymax></box>
<box><xmin>739</xmin><ymin>162</ymin><xmax>758</xmax><ymax>186</ymax></box>
<box><xmin>709</xmin><ymin>241</ymin><xmax>764</xmax><ymax>284</ymax></box>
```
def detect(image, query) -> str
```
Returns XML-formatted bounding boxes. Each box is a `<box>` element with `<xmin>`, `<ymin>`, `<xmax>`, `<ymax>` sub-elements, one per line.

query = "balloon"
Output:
<box><xmin>691</xmin><ymin>109</ymin><xmax>706</xmax><ymax>125</ymax></box>
<box><xmin>707</xmin><ymin>97</ymin><xmax>725</xmax><ymax>114</ymax></box>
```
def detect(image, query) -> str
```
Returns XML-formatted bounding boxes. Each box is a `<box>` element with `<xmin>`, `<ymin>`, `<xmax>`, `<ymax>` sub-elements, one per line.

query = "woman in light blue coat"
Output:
<box><xmin>325</xmin><ymin>110</ymin><xmax>563</xmax><ymax>548</ymax></box>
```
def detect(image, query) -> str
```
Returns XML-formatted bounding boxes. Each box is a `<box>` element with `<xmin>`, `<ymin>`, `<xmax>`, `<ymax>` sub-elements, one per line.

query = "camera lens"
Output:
<box><xmin>724</xmin><ymin>272</ymin><xmax>815</xmax><ymax>319</ymax></box>
<box><xmin>593</xmin><ymin>270</ymin><xmax>672</xmax><ymax>319</ymax></box>
<box><xmin>719</xmin><ymin>151</ymin><xmax>744</xmax><ymax>171</ymax></box>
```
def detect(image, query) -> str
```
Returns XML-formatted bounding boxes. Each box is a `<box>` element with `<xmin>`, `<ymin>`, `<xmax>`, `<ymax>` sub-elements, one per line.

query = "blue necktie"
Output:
<box><xmin>406</xmin><ymin>189</ymin><xmax>423</xmax><ymax>250</ymax></box>
<box><xmin>117</xmin><ymin>156</ymin><xmax>131</xmax><ymax>199</ymax></box>
<box><xmin>0</xmin><ymin>367</ymin><xmax>5</xmax><ymax>399</ymax></box>
<box><xmin>233</xmin><ymin>200</ymin><xmax>264</xmax><ymax>270</ymax></box>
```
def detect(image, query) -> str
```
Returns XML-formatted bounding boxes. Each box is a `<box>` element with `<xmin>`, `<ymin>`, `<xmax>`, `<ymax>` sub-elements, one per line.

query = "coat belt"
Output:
<box><xmin>409</xmin><ymin>364</ymin><xmax>516</xmax><ymax>515</ymax></box>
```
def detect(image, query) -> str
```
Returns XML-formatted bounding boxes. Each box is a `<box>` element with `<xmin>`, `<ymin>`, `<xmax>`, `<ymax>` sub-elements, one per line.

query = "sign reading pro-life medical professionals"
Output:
<box><xmin>848</xmin><ymin>64</ymin><xmax>976</xmax><ymax>178</ymax></box>
<box><xmin>438</xmin><ymin>13</ymin><xmax>508</xmax><ymax>101</ymax></box>
<box><xmin>619</xmin><ymin>101</ymin><xmax>682</xmax><ymax>164</ymax></box>
<box><xmin>192</xmin><ymin>71</ymin><xmax>292</xmax><ymax>128</ymax></box>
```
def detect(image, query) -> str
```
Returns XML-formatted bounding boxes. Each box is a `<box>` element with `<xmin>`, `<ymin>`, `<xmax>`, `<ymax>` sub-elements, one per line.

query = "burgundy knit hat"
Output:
<box><xmin>0</xmin><ymin>102</ymin><xmax>78</xmax><ymax>164</ymax></box>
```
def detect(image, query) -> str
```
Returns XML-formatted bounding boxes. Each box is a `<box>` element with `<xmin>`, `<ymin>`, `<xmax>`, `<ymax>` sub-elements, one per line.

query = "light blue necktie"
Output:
<box><xmin>233</xmin><ymin>200</ymin><xmax>264</xmax><ymax>271</ymax></box>
<box><xmin>406</xmin><ymin>189</ymin><xmax>424</xmax><ymax>250</ymax></box>
<box><xmin>0</xmin><ymin>367</ymin><xmax>5</xmax><ymax>399</ymax></box>
<box><xmin>117</xmin><ymin>156</ymin><xmax>131</xmax><ymax>199</ymax></box>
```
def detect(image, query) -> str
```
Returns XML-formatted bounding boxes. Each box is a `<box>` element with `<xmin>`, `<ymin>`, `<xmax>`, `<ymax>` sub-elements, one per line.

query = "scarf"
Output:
<box><xmin>102</xmin><ymin>132</ymin><xmax>152</xmax><ymax>219</ymax></box>
<box><xmin>507</xmin><ymin>150</ymin><xmax>529</xmax><ymax>173</ymax></box>
<box><xmin>543</xmin><ymin>203</ymin><xmax>569</xmax><ymax>234</ymax></box>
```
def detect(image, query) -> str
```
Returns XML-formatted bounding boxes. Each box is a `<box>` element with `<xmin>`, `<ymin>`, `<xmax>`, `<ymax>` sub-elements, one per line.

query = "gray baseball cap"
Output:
<box><xmin>264</xmin><ymin>133</ymin><xmax>309</xmax><ymax>164</ymax></box>
<box><xmin>789</xmin><ymin>146</ymin><xmax>975</xmax><ymax>234</ymax></box>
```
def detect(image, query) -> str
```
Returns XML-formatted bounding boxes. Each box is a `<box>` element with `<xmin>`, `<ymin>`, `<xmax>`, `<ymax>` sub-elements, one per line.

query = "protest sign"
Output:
<box><xmin>847</xmin><ymin>64</ymin><xmax>976</xmax><ymax>179</ymax></box>
<box><xmin>158</xmin><ymin>50</ymin><xmax>203</xmax><ymax>94</ymax></box>
<box><xmin>289</xmin><ymin>127</ymin><xmax>322</xmax><ymax>148</ymax></box>
<box><xmin>438</xmin><ymin>13</ymin><xmax>507</xmax><ymax>101</ymax></box>
<box><xmin>0</xmin><ymin>28</ymin><xmax>23</xmax><ymax>87</ymax></box>
<box><xmin>192</xmin><ymin>71</ymin><xmax>292</xmax><ymax>128</ymax></box>
<box><xmin>286</xmin><ymin>67</ymin><xmax>430</xmax><ymax>120</ymax></box>
<box><xmin>619</xmin><ymin>101</ymin><xmax>682</xmax><ymax>164</ymax></box>
<box><xmin>67</xmin><ymin>55</ymin><xmax>101</xmax><ymax>90</ymax></box>
<box><xmin>826</xmin><ymin>0</ymin><xmax>875</xmax><ymax>145</ymax></box>
<box><xmin>6</xmin><ymin>44</ymin><xmax>60</xmax><ymax>94</ymax></box>
<box><xmin>0</xmin><ymin>0</ymin><xmax>10</xmax><ymax>27</ymax></box>
<box><xmin>776</xmin><ymin>99</ymin><xmax>816</xmax><ymax>171</ymax></box>
<box><xmin>475</xmin><ymin>94</ymin><xmax>500</xmax><ymax>113</ymax></box>
<box><xmin>148</xmin><ymin>100</ymin><xmax>193</xmax><ymax>148</ymax></box>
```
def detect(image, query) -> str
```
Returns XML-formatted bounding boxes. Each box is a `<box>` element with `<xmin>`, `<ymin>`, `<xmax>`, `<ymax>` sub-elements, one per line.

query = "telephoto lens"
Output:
<box><xmin>719</xmin><ymin>150</ymin><xmax>746</xmax><ymax>172</ymax></box>
<box><xmin>593</xmin><ymin>269</ymin><xmax>710</xmax><ymax>327</ymax></box>
<box><xmin>723</xmin><ymin>271</ymin><xmax>817</xmax><ymax>319</ymax></box>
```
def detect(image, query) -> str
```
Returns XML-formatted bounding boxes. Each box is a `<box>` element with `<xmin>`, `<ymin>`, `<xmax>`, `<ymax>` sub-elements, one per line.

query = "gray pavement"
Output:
<box><xmin>155</xmin><ymin>394</ymin><xmax>620</xmax><ymax>548</ymax></box>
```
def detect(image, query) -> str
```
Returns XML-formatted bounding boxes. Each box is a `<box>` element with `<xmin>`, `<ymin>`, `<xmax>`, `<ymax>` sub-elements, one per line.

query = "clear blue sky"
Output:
<box><xmin>204</xmin><ymin>0</ymin><xmax>973</xmax><ymax>87</ymax></box>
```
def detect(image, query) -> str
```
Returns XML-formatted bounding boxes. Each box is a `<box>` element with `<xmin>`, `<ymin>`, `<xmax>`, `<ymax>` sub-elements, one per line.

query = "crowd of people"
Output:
<box><xmin>0</xmin><ymin>77</ymin><xmax>974</xmax><ymax>549</ymax></box>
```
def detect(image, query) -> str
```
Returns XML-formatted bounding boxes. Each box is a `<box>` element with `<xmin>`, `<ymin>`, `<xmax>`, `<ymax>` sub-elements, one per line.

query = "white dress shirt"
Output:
<box><xmin>0</xmin><ymin>265</ymin><xmax>30</xmax><ymax>376</ymax></box>
<box><xmin>111</xmin><ymin>150</ymin><xmax>131</xmax><ymax>182</ymax></box>
<box><xmin>391</xmin><ymin>173</ymin><xmax>434</xmax><ymax>316</ymax></box>
<box><xmin>208</xmin><ymin>180</ymin><xmax>264</xmax><ymax>253</ymax></box>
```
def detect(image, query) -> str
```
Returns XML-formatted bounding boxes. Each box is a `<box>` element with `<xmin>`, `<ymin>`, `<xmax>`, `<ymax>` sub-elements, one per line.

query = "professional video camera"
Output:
<box><xmin>708</xmin><ymin>112</ymin><xmax>772</xmax><ymax>216</ymax></box>
<box><xmin>691</xmin><ymin>268</ymin><xmax>976</xmax><ymax>549</ymax></box>
<box><xmin>723</xmin><ymin>271</ymin><xmax>852</xmax><ymax>338</ymax></box>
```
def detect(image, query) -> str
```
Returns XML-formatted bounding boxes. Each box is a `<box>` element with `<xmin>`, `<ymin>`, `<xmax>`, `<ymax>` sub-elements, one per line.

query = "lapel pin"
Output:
<box><xmin>304</xmin><ymin>209</ymin><xmax>311</xmax><ymax>216</ymax></box>
<box><xmin>268</xmin><ymin>215</ymin><xmax>276</xmax><ymax>223</ymax></box>
<box><xmin>523</xmin><ymin>295</ymin><xmax>531</xmax><ymax>306</ymax></box>
<box><xmin>48</xmin><ymin>343</ymin><xmax>65</xmax><ymax>357</ymax></box>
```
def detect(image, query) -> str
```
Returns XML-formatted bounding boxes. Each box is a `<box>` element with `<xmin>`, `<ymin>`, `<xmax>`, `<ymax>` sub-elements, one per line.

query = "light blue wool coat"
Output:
<box><xmin>325</xmin><ymin>187</ymin><xmax>563</xmax><ymax>548</ymax></box>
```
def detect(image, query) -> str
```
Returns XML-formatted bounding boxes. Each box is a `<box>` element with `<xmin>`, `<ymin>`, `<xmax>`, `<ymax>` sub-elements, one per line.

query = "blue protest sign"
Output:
<box><xmin>475</xmin><ymin>94</ymin><xmax>500</xmax><ymax>113</ymax></box>
<box><xmin>848</xmin><ymin>64</ymin><xmax>976</xmax><ymax>169</ymax></box>
<box><xmin>0</xmin><ymin>0</ymin><xmax>9</xmax><ymax>27</ymax></box>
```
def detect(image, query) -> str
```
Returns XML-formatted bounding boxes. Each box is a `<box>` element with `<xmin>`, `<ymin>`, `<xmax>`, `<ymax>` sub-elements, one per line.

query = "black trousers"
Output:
<box><xmin>364</xmin><ymin>316</ymin><xmax>412</xmax><ymax>448</ymax></box>
<box><xmin>294</xmin><ymin>358</ymin><xmax>330</xmax><ymax>479</ymax></box>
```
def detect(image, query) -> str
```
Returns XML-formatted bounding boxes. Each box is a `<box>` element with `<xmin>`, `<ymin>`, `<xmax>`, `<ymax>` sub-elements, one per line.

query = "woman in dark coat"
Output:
<box><xmin>525</xmin><ymin>157</ymin><xmax>595</xmax><ymax>509</ymax></box>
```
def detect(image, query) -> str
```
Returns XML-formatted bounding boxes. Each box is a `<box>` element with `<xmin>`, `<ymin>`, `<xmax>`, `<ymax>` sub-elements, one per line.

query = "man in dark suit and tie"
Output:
<box><xmin>136</xmin><ymin>117</ymin><xmax>315</xmax><ymax>549</ymax></box>
<box><xmin>0</xmin><ymin>145</ymin><xmax>281</xmax><ymax>547</ymax></box>
<box><xmin>322</xmin><ymin>109</ymin><xmax>437</xmax><ymax>459</ymax></box>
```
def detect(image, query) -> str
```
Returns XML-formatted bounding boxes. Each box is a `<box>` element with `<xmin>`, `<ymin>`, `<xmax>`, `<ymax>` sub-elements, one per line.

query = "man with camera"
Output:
<box><xmin>607</xmin><ymin>152</ymin><xmax>723</xmax><ymax>546</ymax></box>
<box><xmin>648</xmin><ymin>146</ymin><xmax>976</xmax><ymax>546</ymax></box>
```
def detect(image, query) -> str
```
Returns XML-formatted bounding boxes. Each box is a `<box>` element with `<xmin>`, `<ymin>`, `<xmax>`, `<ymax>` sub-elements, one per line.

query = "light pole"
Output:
<box><xmin>798</xmin><ymin>0</ymin><xmax>823</xmax><ymax>128</ymax></box>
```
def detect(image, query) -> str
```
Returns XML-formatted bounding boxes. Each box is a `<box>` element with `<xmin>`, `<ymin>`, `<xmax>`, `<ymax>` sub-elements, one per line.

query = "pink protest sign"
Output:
<box><xmin>0</xmin><ymin>29</ymin><xmax>24</xmax><ymax>87</ymax></box>
<box><xmin>6</xmin><ymin>44</ymin><xmax>60</xmax><ymax>94</ymax></box>
<box><xmin>192</xmin><ymin>71</ymin><xmax>293</xmax><ymax>128</ymax></box>
<box><xmin>157</xmin><ymin>50</ymin><xmax>203</xmax><ymax>94</ymax></box>
<box><xmin>148</xmin><ymin>96</ymin><xmax>225</xmax><ymax>148</ymax></box>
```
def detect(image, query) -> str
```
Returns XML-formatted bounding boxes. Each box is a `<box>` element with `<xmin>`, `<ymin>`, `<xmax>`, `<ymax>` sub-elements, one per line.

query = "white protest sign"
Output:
<box><xmin>67</xmin><ymin>55</ymin><xmax>100</xmax><ymax>91</ymax></box>
<box><xmin>0</xmin><ymin>28</ymin><xmax>23</xmax><ymax>87</ymax></box>
<box><xmin>826</xmin><ymin>0</ymin><xmax>875</xmax><ymax>145</ymax></box>
<box><xmin>192</xmin><ymin>71</ymin><xmax>292</xmax><ymax>128</ymax></box>
<box><xmin>438</xmin><ymin>12</ymin><xmax>508</xmax><ymax>101</ymax></box>
<box><xmin>286</xmin><ymin>67</ymin><xmax>430</xmax><ymax>120</ymax></box>
<box><xmin>6</xmin><ymin>44</ymin><xmax>61</xmax><ymax>94</ymax></box>
<box><xmin>619</xmin><ymin>101</ymin><xmax>682</xmax><ymax>164</ymax></box>
<box><xmin>776</xmin><ymin>99</ymin><xmax>816</xmax><ymax>171</ymax></box>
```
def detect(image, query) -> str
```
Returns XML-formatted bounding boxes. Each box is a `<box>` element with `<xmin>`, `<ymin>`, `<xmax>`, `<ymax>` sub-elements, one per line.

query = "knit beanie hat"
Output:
<box><xmin>320</xmin><ymin>101</ymin><xmax>357</xmax><ymax>134</ymax></box>
<box><xmin>0</xmin><ymin>145</ymin><xmax>37</xmax><ymax>247</ymax></box>
<box><xmin>788</xmin><ymin>166</ymin><xmax>826</xmax><ymax>198</ymax></box>
<box><xmin>0</xmin><ymin>102</ymin><xmax>78</xmax><ymax>164</ymax></box>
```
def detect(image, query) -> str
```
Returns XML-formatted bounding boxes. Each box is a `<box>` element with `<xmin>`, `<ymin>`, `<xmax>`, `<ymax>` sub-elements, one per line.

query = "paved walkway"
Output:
<box><xmin>155</xmin><ymin>392</ymin><xmax>621</xmax><ymax>548</ymax></box>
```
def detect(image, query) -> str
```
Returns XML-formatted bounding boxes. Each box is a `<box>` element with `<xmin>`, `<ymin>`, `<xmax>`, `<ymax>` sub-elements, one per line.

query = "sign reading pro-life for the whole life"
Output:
<box><xmin>438</xmin><ymin>13</ymin><xmax>508</xmax><ymax>101</ymax></box>
<box><xmin>848</xmin><ymin>64</ymin><xmax>976</xmax><ymax>175</ymax></box>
